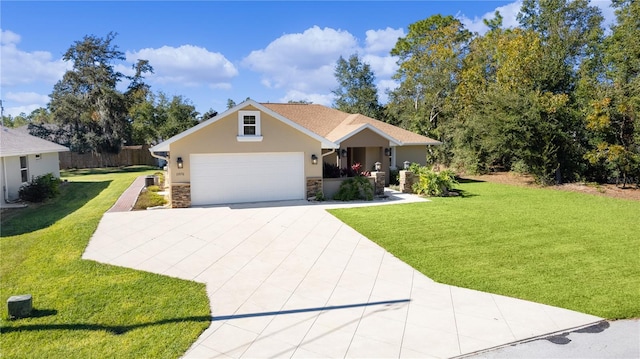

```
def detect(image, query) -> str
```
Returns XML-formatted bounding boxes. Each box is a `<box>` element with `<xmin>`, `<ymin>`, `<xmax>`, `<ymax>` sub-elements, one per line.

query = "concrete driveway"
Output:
<box><xmin>84</xmin><ymin>192</ymin><xmax>601</xmax><ymax>358</ymax></box>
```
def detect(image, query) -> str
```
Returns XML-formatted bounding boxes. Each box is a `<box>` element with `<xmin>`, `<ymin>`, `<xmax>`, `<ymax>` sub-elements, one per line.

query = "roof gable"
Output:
<box><xmin>261</xmin><ymin>103</ymin><xmax>441</xmax><ymax>146</ymax></box>
<box><xmin>325</xmin><ymin>117</ymin><xmax>401</xmax><ymax>145</ymax></box>
<box><xmin>150</xmin><ymin>99</ymin><xmax>338</xmax><ymax>152</ymax></box>
<box><xmin>0</xmin><ymin>126</ymin><xmax>69</xmax><ymax>157</ymax></box>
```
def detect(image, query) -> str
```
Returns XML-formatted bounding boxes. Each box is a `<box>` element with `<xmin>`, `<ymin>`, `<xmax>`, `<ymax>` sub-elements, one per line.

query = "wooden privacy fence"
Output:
<box><xmin>59</xmin><ymin>145</ymin><xmax>159</xmax><ymax>169</ymax></box>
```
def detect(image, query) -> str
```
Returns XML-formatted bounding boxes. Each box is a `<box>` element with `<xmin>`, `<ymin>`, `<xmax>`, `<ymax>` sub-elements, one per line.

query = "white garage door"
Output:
<box><xmin>190</xmin><ymin>152</ymin><xmax>305</xmax><ymax>205</ymax></box>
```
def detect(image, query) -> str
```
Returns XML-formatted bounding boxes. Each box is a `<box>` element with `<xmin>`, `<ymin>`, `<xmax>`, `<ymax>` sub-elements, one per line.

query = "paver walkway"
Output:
<box><xmin>107</xmin><ymin>175</ymin><xmax>147</xmax><ymax>212</ymax></box>
<box><xmin>84</xmin><ymin>191</ymin><xmax>601</xmax><ymax>358</ymax></box>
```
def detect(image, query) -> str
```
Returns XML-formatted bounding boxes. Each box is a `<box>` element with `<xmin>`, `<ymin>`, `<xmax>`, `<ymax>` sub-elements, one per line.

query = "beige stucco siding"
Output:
<box><xmin>322</xmin><ymin>149</ymin><xmax>339</xmax><ymax>167</ymax></box>
<box><xmin>339</xmin><ymin>128</ymin><xmax>390</xmax><ymax>148</ymax></box>
<box><xmin>168</xmin><ymin>108</ymin><xmax>322</xmax><ymax>183</ymax></box>
<box><xmin>395</xmin><ymin>145</ymin><xmax>428</xmax><ymax>167</ymax></box>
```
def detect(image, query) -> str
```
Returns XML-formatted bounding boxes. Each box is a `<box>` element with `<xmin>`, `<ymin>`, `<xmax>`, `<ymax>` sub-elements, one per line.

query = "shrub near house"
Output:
<box><xmin>409</xmin><ymin>163</ymin><xmax>458</xmax><ymax>197</ymax></box>
<box><xmin>333</xmin><ymin>163</ymin><xmax>375</xmax><ymax>201</ymax></box>
<box><xmin>18</xmin><ymin>173</ymin><xmax>62</xmax><ymax>203</ymax></box>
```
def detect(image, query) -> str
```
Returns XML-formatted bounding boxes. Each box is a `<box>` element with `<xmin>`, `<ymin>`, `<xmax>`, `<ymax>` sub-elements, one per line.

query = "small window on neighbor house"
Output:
<box><xmin>20</xmin><ymin>156</ymin><xmax>28</xmax><ymax>183</ymax></box>
<box><xmin>237</xmin><ymin>110</ymin><xmax>262</xmax><ymax>141</ymax></box>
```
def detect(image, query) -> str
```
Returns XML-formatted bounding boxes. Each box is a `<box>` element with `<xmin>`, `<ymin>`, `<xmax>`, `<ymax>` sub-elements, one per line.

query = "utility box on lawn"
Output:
<box><xmin>7</xmin><ymin>294</ymin><xmax>32</xmax><ymax>319</ymax></box>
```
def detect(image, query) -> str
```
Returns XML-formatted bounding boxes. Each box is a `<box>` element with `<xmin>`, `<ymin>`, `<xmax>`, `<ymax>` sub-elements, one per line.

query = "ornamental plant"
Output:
<box><xmin>18</xmin><ymin>173</ymin><xmax>62</xmax><ymax>203</ymax></box>
<box><xmin>333</xmin><ymin>176</ymin><xmax>374</xmax><ymax>201</ymax></box>
<box><xmin>409</xmin><ymin>164</ymin><xmax>458</xmax><ymax>196</ymax></box>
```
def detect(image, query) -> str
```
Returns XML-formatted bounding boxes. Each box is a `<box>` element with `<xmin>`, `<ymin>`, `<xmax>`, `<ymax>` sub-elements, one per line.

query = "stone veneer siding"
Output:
<box><xmin>306</xmin><ymin>177</ymin><xmax>323</xmax><ymax>200</ymax></box>
<box><xmin>371</xmin><ymin>172</ymin><xmax>385</xmax><ymax>196</ymax></box>
<box><xmin>171</xmin><ymin>183</ymin><xmax>191</xmax><ymax>208</ymax></box>
<box><xmin>399</xmin><ymin>170</ymin><xmax>416</xmax><ymax>193</ymax></box>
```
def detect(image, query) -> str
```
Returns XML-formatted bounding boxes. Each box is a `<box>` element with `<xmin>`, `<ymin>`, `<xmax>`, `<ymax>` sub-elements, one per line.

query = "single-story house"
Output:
<box><xmin>150</xmin><ymin>100</ymin><xmax>440</xmax><ymax>207</ymax></box>
<box><xmin>0</xmin><ymin>126</ymin><xmax>69</xmax><ymax>207</ymax></box>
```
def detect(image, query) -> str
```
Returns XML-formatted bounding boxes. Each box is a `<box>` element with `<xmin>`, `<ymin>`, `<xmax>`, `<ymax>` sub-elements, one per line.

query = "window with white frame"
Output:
<box><xmin>237</xmin><ymin>110</ymin><xmax>262</xmax><ymax>141</ymax></box>
<box><xmin>20</xmin><ymin>156</ymin><xmax>28</xmax><ymax>183</ymax></box>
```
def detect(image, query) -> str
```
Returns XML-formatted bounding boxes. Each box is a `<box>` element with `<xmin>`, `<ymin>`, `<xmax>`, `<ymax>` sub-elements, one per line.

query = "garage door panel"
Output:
<box><xmin>191</xmin><ymin>153</ymin><xmax>304</xmax><ymax>205</ymax></box>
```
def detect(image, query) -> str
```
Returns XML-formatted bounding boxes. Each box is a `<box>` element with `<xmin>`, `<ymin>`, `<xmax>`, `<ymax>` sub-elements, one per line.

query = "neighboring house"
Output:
<box><xmin>0</xmin><ymin>126</ymin><xmax>69</xmax><ymax>207</ymax></box>
<box><xmin>150</xmin><ymin>100</ymin><xmax>440</xmax><ymax>207</ymax></box>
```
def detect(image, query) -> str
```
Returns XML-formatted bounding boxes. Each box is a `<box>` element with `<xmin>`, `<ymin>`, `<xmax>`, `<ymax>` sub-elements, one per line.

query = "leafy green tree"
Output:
<box><xmin>28</xmin><ymin>107</ymin><xmax>54</xmax><ymax>124</ymax></box>
<box><xmin>387</xmin><ymin>15</ymin><xmax>471</xmax><ymax>164</ymax></box>
<box><xmin>130</xmin><ymin>92</ymin><xmax>161</xmax><ymax>145</ymax></box>
<box><xmin>130</xmin><ymin>92</ymin><xmax>200</xmax><ymax>145</ymax></box>
<box><xmin>332</xmin><ymin>54</ymin><xmax>382</xmax><ymax>119</ymax></box>
<box><xmin>48</xmin><ymin>33</ymin><xmax>132</xmax><ymax>153</ymax></box>
<box><xmin>450</xmin><ymin>14</ymin><xmax>578</xmax><ymax>184</ymax></box>
<box><xmin>513</xmin><ymin>0</ymin><xmax>604</xmax><ymax>183</ymax></box>
<box><xmin>518</xmin><ymin>0</ymin><xmax>604</xmax><ymax>94</ymax></box>
<box><xmin>1</xmin><ymin>113</ymin><xmax>28</xmax><ymax>128</ymax></box>
<box><xmin>157</xmin><ymin>93</ymin><xmax>199</xmax><ymax>141</ymax></box>
<box><xmin>126</xmin><ymin>59</ymin><xmax>156</xmax><ymax>145</ymax></box>
<box><xmin>584</xmin><ymin>0</ymin><xmax>640</xmax><ymax>186</ymax></box>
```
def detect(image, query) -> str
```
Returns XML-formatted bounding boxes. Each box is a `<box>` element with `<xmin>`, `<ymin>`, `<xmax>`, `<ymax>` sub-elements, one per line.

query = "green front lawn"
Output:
<box><xmin>329</xmin><ymin>180</ymin><xmax>640</xmax><ymax>319</ymax></box>
<box><xmin>1</xmin><ymin>167</ymin><xmax>210</xmax><ymax>359</ymax></box>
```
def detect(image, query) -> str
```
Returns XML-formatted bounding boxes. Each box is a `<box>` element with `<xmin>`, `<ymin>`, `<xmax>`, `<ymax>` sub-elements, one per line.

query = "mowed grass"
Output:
<box><xmin>328</xmin><ymin>180</ymin><xmax>640</xmax><ymax>319</ymax></box>
<box><xmin>1</xmin><ymin>167</ymin><xmax>210</xmax><ymax>359</ymax></box>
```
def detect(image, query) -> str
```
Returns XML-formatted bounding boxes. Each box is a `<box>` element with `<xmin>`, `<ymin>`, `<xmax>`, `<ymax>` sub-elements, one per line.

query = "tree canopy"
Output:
<box><xmin>332</xmin><ymin>54</ymin><xmax>382</xmax><ymax>119</ymax></box>
<box><xmin>48</xmin><ymin>32</ymin><xmax>133</xmax><ymax>153</ymax></box>
<box><xmin>13</xmin><ymin>33</ymin><xmax>203</xmax><ymax>152</ymax></box>
<box><xmin>377</xmin><ymin>1</ymin><xmax>639</xmax><ymax>186</ymax></box>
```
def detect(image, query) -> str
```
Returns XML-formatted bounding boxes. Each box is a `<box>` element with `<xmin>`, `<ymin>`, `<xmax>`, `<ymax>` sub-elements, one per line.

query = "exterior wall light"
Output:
<box><xmin>374</xmin><ymin>162</ymin><xmax>381</xmax><ymax>171</ymax></box>
<box><xmin>177</xmin><ymin>157</ymin><xmax>184</xmax><ymax>169</ymax></box>
<box><xmin>340</xmin><ymin>149</ymin><xmax>348</xmax><ymax>158</ymax></box>
<box><xmin>403</xmin><ymin>160</ymin><xmax>411</xmax><ymax>170</ymax></box>
<box><xmin>311</xmin><ymin>154</ymin><xmax>318</xmax><ymax>165</ymax></box>
<box><xmin>384</xmin><ymin>148</ymin><xmax>391</xmax><ymax>156</ymax></box>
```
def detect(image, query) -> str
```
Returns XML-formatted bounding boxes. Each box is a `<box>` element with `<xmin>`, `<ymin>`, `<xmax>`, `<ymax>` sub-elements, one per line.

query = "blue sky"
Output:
<box><xmin>1</xmin><ymin>1</ymin><xmax>616</xmax><ymax>118</ymax></box>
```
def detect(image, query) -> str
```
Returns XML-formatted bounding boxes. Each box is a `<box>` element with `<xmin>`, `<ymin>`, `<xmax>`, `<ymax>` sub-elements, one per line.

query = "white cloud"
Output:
<box><xmin>244</xmin><ymin>25</ymin><xmax>405</xmax><ymax>105</ymax></box>
<box><xmin>243</xmin><ymin>26</ymin><xmax>358</xmax><ymax>92</ymax></box>
<box><xmin>2</xmin><ymin>92</ymin><xmax>49</xmax><ymax>117</ymax></box>
<box><xmin>364</xmin><ymin>27</ymin><xmax>405</xmax><ymax>54</ymax></box>
<box><xmin>459</xmin><ymin>0</ymin><xmax>614</xmax><ymax>36</ymax></box>
<box><xmin>5</xmin><ymin>91</ymin><xmax>49</xmax><ymax>105</ymax></box>
<box><xmin>1</xmin><ymin>29</ymin><xmax>21</xmax><ymax>45</ymax></box>
<box><xmin>0</xmin><ymin>29</ymin><xmax>70</xmax><ymax>86</ymax></box>
<box><xmin>362</xmin><ymin>53</ymin><xmax>399</xmax><ymax>78</ymax></box>
<box><xmin>4</xmin><ymin>104</ymin><xmax>42</xmax><ymax>117</ymax></box>
<box><xmin>126</xmin><ymin>45</ymin><xmax>238</xmax><ymax>87</ymax></box>
<box><xmin>458</xmin><ymin>1</ymin><xmax>523</xmax><ymax>35</ymax></box>
<box><xmin>377</xmin><ymin>79</ymin><xmax>400</xmax><ymax>103</ymax></box>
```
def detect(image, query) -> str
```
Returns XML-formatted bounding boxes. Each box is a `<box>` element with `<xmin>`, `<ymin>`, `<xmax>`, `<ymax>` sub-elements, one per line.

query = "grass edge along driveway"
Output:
<box><xmin>1</xmin><ymin>168</ymin><xmax>210</xmax><ymax>359</ymax></box>
<box><xmin>329</xmin><ymin>180</ymin><xmax>640</xmax><ymax>320</ymax></box>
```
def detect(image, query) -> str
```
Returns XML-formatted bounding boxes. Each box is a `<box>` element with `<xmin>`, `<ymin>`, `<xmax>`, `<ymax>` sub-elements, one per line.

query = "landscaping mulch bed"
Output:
<box><xmin>463</xmin><ymin>172</ymin><xmax>640</xmax><ymax>202</ymax></box>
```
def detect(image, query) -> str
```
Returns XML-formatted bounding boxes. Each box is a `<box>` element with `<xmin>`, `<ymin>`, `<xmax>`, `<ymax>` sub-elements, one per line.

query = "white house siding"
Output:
<box><xmin>1</xmin><ymin>153</ymin><xmax>61</xmax><ymax>202</ymax></box>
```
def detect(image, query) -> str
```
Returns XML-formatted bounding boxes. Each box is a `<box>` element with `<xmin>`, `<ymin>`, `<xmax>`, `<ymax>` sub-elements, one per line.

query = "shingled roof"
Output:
<box><xmin>261</xmin><ymin>103</ymin><xmax>441</xmax><ymax>146</ymax></box>
<box><xmin>0</xmin><ymin>126</ymin><xmax>69</xmax><ymax>157</ymax></box>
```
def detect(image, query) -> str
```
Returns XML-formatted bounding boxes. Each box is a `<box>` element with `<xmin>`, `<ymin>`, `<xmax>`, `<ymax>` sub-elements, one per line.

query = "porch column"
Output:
<box><xmin>371</xmin><ymin>171</ymin><xmax>385</xmax><ymax>196</ymax></box>
<box><xmin>399</xmin><ymin>170</ymin><xmax>415</xmax><ymax>193</ymax></box>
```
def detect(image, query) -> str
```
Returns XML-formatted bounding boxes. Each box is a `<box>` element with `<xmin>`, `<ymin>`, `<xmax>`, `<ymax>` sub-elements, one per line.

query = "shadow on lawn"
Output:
<box><xmin>456</xmin><ymin>177</ymin><xmax>486</xmax><ymax>184</ymax></box>
<box><xmin>61</xmin><ymin>166</ymin><xmax>159</xmax><ymax>177</ymax></box>
<box><xmin>1</xmin><ymin>299</ymin><xmax>411</xmax><ymax>336</ymax></box>
<box><xmin>450</xmin><ymin>188</ymin><xmax>479</xmax><ymax>198</ymax></box>
<box><xmin>0</xmin><ymin>316</ymin><xmax>211</xmax><ymax>335</ymax></box>
<box><xmin>0</xmin><ymin>181</ymin><xmax>111</xmax><ymax>237</ymax></box>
